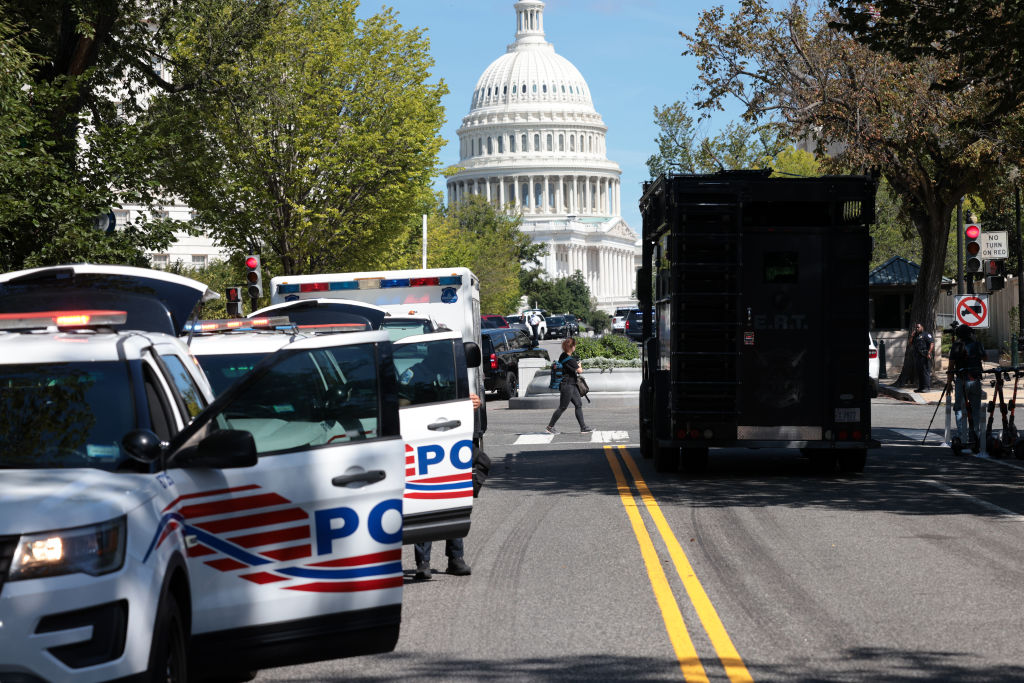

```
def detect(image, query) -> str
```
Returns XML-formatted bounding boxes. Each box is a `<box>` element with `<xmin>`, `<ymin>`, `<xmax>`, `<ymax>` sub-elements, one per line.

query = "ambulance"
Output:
<box><xmin>0</xmin><ymin>265</ymin><xmax>406</xmax><ymax>682</ymax></box>
<box><xmin>269</xmin><ymin>268</ymin><xmax>487</xmax><ymax>440</ymax></box>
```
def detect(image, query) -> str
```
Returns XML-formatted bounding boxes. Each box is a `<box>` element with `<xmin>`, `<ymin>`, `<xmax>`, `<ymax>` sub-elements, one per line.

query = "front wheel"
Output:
<box><xmin>498</xmin><ymin>371</ymin><xmax>518</xmax><ymax>400</ymax></box>
<box><xmin>149</xmin><ymin>595</ymin><xmax>187</xmax><ymax>683</ymax></box>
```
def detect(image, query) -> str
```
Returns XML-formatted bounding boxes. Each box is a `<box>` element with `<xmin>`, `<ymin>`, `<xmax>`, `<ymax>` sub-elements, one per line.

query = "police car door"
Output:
<box><xmin>164</xmin><ymin>331</ymin><xmax>405</xmax><ymax>666</ymax></box>
<box><xmin>392</xmin><ymin>331</ymin><xmax>475</xmax><ymax>544</ymax></box>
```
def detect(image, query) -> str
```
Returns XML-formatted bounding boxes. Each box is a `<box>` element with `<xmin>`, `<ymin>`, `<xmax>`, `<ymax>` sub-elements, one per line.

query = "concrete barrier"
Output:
<box><xmin>517</xmin><ymin>358</ymin><xmax>548</xmax><ymax>398</ymax></box>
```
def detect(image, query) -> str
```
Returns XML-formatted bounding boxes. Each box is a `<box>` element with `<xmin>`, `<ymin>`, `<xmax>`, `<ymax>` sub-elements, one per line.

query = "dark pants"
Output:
<box><xmin>531</xmin><ymin>324</ymin><xmax>539</xmax><ymax>344</ymax></box>
<box><xmin>415</xmin><ymin>537</ymin><xmax>463</xmax><ymax>566</ymax></box>
<box><xmin>548</xmin><ymin>380</ymin><xmax>586</xmax><ymax>429</ymax></box>
<box><xmin>916</xmin><ymin>353</ymin><xmax>932</xmax><ymax>390</ymax></box>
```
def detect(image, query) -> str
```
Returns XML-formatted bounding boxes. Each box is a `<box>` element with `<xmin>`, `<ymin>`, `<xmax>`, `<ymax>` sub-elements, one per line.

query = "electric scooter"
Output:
<box><xmin>1005</xmin><ymin>367</ymin><xmax>1024</xmax><ymax>459</ymax></box>
<box><xmin>985</xmin><ymin>368</ymin><xmax>1009</xmax><ymax>458</ymax></box>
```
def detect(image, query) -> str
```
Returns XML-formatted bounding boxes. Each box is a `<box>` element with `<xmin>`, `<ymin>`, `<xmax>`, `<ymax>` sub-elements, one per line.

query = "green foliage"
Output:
<box><xmin>0</xmin><ymin>0</ymin><xmax>278</xmax><ymax>271</ymax></box>
<box><xmin>574</xmin><ymin>335</ymin><xmax>640</xmax><ymax>360</ymax></box>
<box><xmin>165</xmin><ymin>258</ymin><xmax>251</xmax><ymax>320</ymax></box>
<box><xmin>588</xmin><ymin>311</ymin><xmax>610</xmax><ymax>334</ymax></box>
<box><xmin>525</xmin><ymin>270</ymin><xmax>592</xmax><ymax>318</ymax></box>
<box><xmin>152</xmin><ymin>0</ymin><xmax>447</xmax><ymax>276</ymax></box>
<box><xmin>392</xmin><ymin>195</ymin><xmax>536</xmax><ymax>313</ymax></box>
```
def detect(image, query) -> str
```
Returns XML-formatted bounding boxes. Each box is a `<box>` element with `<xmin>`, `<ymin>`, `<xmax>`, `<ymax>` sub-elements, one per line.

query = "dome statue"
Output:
<box><xmin>446</xmin><ymin>0</ymin><xmax>639</xmax><ymax>313</ymax></box>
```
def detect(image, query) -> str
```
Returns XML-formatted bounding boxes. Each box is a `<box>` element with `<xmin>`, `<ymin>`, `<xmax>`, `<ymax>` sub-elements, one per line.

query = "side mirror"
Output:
<box><xmin>175</xmin><ymin>429</ymin><xmax>258</xmax><ymax>469</ymax></box>
<box><xmin>122</xmin><ymin>429</ymin><xmax>164</xmax><ymax>464</ymax></box>
<box><xmin>463</xmin><ymin>341</ymin><xmax>482</xmax><ymax>368</ymax></box>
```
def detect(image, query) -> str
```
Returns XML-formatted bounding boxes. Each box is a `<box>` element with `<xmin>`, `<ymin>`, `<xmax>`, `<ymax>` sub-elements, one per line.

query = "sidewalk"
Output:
<box><xmin>879</xmin><ymin>361</ymin><xmax>1003</xmax><ymax>405</ymax></box>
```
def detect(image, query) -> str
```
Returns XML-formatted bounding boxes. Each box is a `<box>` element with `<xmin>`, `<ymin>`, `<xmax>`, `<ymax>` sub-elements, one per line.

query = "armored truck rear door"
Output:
<box><xmin>739</xmin><ymin>233</ymin><xmax>825</xmax><ymax>436</ymax></box>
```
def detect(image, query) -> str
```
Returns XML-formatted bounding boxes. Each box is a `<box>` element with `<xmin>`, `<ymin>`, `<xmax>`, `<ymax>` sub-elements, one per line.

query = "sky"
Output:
<box><xmin>355</xmin><ymin>0</ymin><xmax>747</xmax><ymax>234</ymax></box>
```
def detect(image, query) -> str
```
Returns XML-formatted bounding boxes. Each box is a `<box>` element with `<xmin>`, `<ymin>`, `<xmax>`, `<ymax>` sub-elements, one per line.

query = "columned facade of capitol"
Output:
<box><xmin>446</xmin><ymin>0</ymin><xmax>639</xmax><ymax>312</ymax></box>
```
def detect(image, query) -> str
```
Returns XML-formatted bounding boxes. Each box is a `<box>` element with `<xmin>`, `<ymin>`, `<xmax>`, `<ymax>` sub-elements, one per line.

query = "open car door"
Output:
<box><xmin>392</xmin><ymin>331</ymin><xmax>475</xmax><ymax>544</ymax></box>
<box><xmin>163</xmin><ymin>330</ymin><xmax>405</xmax><ymax>675</ymax></box>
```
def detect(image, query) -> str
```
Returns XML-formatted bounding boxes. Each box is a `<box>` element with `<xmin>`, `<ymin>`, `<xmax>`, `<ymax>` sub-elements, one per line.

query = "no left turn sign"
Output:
<box><xmin>954</xmin><ymin>294</ymin><xmax>989</xmax><ymax>328</ymax></box>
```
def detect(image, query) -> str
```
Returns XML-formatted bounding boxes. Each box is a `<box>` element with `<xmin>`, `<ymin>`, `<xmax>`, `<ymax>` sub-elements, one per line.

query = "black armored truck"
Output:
<box><xmin>637</xmin><ymin>171</ymin><xmax>877</xmax><ymax>474</ymax></box>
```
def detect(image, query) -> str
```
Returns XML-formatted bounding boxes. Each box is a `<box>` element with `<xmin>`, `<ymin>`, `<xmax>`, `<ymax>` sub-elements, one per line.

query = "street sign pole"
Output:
<box><xmin>957</xmin><ymin>199</ymin><xmax>965</xmax><ymax>295</ymax></box>
<box><xmin>1017</xmin><ymin>186</ymin><xmax>1024</xmax><ymax>345</ymax></box>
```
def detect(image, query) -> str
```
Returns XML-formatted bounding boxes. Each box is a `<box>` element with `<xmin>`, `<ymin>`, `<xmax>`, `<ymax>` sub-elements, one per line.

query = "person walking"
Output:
<box><xmin>528</xmin><ymin>311</ymin><xmax>542</xmax><ymax>345</ymax></box>
<box><xmin>545</xmin><ymin>337</ymin><xmax>592</xmax><ymax>435</ymax></box>
<box><xmin>948</xmin><ymin>324</ymin><xmax>985</xmax><ymax>454</ymax></box>
<box><xmin>911</xmin><ymin>322</ymin><xmax>935</xmax><ymax>392</ymax></box>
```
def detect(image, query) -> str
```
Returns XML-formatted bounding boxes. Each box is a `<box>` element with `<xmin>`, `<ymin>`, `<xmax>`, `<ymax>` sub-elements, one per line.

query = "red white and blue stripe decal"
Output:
<box><xmin>403</xmin><ymin>444</ymin><xmax>473</xmax><ymax>500</ymax></box>
<box><xmin>145</xmin><ymin>484</ymin><xmax>402</xmax><ymax>592</ymax></box>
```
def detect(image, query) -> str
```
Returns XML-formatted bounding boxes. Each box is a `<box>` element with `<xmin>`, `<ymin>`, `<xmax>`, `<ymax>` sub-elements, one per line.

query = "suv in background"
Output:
<box><xmin>481</xmin><ymin>327</ymin><xmax>550</xmax><ymax>399</ymax></box>
<box><xmin>545</xmin><ymin>315</ymin><xmax>569</xmax><ymax>339</ymax></box>
<box><xmin>481</xmin><ymin>314</ymin><xmax>509</xmax><ymax>329</ymax></box>
<box><xmin>624</xmin><ymin>308</ymin><xmax>650</xmax><ymax>342</ymax></box>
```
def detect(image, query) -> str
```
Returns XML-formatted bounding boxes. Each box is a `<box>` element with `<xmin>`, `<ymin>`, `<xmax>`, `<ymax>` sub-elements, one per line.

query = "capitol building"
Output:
<box><xmin>446</xmin><ymin>0</ymin><xmax>639</xmax><ymax>312</ymax></box>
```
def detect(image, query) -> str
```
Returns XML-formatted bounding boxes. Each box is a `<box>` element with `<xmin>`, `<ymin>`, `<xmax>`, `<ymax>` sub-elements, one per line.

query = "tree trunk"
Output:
<box><xmin>894</xmin><ymin>207</ymin><xmax>953</xmax><ymax>386</ymax></box>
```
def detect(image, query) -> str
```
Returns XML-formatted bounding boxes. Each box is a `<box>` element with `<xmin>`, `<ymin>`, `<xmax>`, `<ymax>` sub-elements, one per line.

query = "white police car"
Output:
<box><xmin>0</xmin><ymin>265</ymin><xmax>406</xmax><ymax>682</ymax></box>
<box><xmin>196</xmin><ymin>306</ymin><xmax>481</xmax><ymax>545</ymax></box>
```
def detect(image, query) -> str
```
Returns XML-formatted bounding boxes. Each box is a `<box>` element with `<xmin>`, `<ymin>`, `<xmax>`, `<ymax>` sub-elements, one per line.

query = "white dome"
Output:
<box><xmin>469</xmin><ymin>41</ymin><xmax>595</xmax><ymax>114</ymax></box>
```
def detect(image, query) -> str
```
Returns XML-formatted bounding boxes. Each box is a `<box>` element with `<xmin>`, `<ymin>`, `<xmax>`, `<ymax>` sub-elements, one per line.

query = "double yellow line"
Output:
<box><xmin>604</xmin><ymin>445</ymin><xmax>753</xmax><ymax>683</ymax></box>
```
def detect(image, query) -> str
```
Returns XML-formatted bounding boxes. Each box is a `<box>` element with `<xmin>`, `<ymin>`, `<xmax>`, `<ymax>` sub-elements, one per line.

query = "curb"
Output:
<box><xmin>878</xmin><ymin>383</ymin><xmax>927</xmax><ymax>404</ymax></box>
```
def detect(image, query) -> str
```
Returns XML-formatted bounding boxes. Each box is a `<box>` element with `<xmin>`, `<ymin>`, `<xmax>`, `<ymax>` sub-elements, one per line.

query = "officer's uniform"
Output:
<box><xmin>912</xmin><ymin>329</ymin><xmax>934</xmax><ymax>391</ymax></box>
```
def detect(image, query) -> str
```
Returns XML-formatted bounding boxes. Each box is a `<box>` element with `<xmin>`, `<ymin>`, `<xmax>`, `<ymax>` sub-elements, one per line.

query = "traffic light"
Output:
<box><xmin>986</xmin><ymin>259</ymin><xmax>1006</xmax><ymax>291</ymax></box>
<box><xmin>965</xmin><ymin>222</ymin><xmax>982</xmax><ymax>273</ymax></box>
<box><xmin>225</xmin><ymin>286</ymin><xmax>243</xmax><ymax>317</ymax></box>
<box><xmin>245</xmin><ymin>254</ymin><xmax>262</xmax><ymax>300</ymax></box>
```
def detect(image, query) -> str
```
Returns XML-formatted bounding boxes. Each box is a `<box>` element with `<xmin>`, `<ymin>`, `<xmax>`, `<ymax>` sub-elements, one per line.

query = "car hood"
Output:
<box><xmin>0</xmin><ymin>469</ymin><xmax>156</xmax><ymax>535</ymax></box>
<box><xmin>0</xmin><ymin>264</ymin><xmax>216</xmax><ymax>336</ymax></box>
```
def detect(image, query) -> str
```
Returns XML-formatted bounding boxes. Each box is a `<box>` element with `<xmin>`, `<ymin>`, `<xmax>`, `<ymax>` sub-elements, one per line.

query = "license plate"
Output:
<box><xmin>835</xmin><ymin>408</ymin><xmax>860</xmax><ymax>423</ymax></box>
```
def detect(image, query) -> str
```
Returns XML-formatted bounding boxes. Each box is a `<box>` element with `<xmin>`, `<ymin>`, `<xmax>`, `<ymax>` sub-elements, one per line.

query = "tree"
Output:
<box><xmin>831</xmin><ymin>1</ymin><xmax>1024</xmax><ymax>119</ymax></box>
<box><xmin>646</xmin><ymin>100</ymin><xmax>789</xmax><ymax>178</ymax></box>
<box><xmin>152</xmin><ymin>0</ymin><xmax>447</xmax><ymax>276</ymax></box>
<box><xmin>683</xmin><ymin>1</ymin><xmax>1017</xmax><ymax>385</ymax></box>
<box><xmin>394</xmin><ymin>195</ymin><xmax>542</xmax><ymax>314</ymax></box>
<box><xmin>0</xmin><ymin>0</ymin><xmax>279</xmax><ymax>271</ymax></box>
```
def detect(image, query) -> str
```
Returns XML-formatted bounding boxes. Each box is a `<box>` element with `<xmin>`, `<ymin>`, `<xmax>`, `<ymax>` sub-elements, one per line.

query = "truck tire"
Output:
<box><xmin>680</xmin><ymin>447</ymin><xmax>709</xmax><ymax>475</ymax></box>
<box><xmin>838</xmin><ymin>451</ymin><xmax>866</xmax><ymax>473</ymax></box>
<box><xmin>639</xmin><ymin>429</ymin><xmax>653</xmax><ymax>459</ymax></box>
<box><xmin>654</xmin><ymin>444</ymin><xmax>679</xmax><ymax>473</ymax></box>
<box><xmin>148</xmin><ymin>594</ymin><xmax>187</xmax><ymax>682</ymax></box>
<box><xmin>497</xmin><ymin>372</ymin><xmax>518</xmax><ymax>400</ymax></box>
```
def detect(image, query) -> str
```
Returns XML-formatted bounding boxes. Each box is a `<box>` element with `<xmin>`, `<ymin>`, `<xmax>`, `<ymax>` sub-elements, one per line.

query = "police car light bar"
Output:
<box><xmin>296</xmin><ymin>323</ymin><xmax>370</xmax><ymax>333</ymax></box>
<box><xmin>0</xmin><ymin>310</ymin><xmax>128</xmax><ymax>330</ymax></box>
<box><xmin>276</xmin><ymin>275</ymin><xmax>462</xmax><ymax>295</ymax></box>
<box><xmin>186</xmin><ymin>316</ymin><xmax>292</xmax><ymax>333</ymax></box>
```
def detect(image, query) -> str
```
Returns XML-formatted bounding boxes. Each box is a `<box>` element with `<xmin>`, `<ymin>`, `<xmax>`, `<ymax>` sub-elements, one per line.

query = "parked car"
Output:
<box><xmin>624</xmin><ymin>308</ymin><xmax>651</xmax><ymax>342</ymax></box>
<box><xmin>611</xmin><ymin>315</ymin><xmax>626</xmax><ymax>334</ymax></box>
<box><xmin>869</xmin><ymin>333</ymin><xmax>879</xmax><ymax>397</ymax></box>
<box><xmin>546</xmin><ymin>315</ymin><xmax>569</xmax><ymax>338</ymax></box>
<box><xmin>482</xmin><ymin>314</ymin><xmax>510</xmax><ymax>329</ymax></box>
<box><xmin>505</xmin><ymin>314</ymin><xmax>530</xmax><ymax>335</ymax></box>
<box><xmin>481</xmin><ymin>327</ymin><xmax>550</xmax><ymax>399</ymax></box>
<box><xmin>562</xmin><ymin>313</ymin><xmax>581</xmax><ymax>337</ymax></box>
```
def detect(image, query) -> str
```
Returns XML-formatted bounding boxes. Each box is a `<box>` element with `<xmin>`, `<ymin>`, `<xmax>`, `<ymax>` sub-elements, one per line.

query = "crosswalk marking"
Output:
<box><xmin>513</xmin><ymin>433</ymin><xmax>555</xmax><ymax>445</ymax></box>
<box><xmin>591</xmin><ymin>430</ymin><xmax>629</xmax><ymax>442</ymax></box>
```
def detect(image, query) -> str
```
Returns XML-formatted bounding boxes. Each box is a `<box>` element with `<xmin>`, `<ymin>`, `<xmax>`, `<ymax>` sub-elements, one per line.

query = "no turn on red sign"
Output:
<box><xmin>955</xmin><ymin>294</ymin><xmax>989</xmax><ymax>328</ymax></box>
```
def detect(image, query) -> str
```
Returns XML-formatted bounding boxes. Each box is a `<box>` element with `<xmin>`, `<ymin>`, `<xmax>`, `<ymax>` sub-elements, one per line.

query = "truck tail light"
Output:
<box><xmin>869</xmin><ymin>349</ymin><xmax>878</xmax><ymax>359</ymax></box>
<box><xmin>490</xmin><ymin>353</ymin><xmax>498</xmax><ymax>370</ymax></box>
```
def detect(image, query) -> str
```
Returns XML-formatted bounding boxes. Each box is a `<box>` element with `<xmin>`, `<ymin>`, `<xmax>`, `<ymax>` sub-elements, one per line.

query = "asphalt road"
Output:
<box><xmin>257</xmin><ymin>395</ymin><xmax>1024</xmax><ymax>682</ymax></box>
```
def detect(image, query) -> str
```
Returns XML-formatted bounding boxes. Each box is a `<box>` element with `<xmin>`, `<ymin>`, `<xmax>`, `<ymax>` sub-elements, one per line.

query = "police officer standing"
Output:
<box><xmin>911</xmin><ymin>322</ymin><xmax>934</xmax><ymax>392</ymax></box>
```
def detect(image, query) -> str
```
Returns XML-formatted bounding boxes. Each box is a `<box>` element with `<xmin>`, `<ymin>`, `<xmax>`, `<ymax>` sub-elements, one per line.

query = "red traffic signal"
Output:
<box><xmin>245</xmin><ymin>254</ymin><xmax>263</xmax><ymax>299</ymax></box>
<box><xmin>226</xmin><ymin>286</ymin><xmax>240</xmax><ymax>302</ymax></box>
<box><xmin>245</xmin><ymin>256</ymin><xmax>259</xmax><ymax>270</ymax></box>
<box><xmin>965</xmin><ymin>223</ymin><xmax>982</xmax><ymax>273</ymax></box>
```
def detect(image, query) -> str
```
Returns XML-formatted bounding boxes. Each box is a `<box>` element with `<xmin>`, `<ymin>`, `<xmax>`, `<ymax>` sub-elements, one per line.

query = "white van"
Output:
<box><xmin>270</xmin><ymin>268</ymin><xmax>487</xmax><ymax>440</ymax></box>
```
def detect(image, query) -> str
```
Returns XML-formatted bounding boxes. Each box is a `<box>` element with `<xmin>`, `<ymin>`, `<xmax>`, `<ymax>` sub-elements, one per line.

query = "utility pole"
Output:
<box><xmin>1017</xmin><ymin>186</ymin><xmax>1023</xmax><ymax>344</ymax></box>
<box><xmin>956</xmin><ymin>199</ymin><xmax>964</xmax><ymax>295</ymax></box>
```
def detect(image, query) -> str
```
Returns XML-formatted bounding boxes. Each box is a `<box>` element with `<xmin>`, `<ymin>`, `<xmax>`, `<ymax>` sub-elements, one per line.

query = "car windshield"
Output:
<box><xmin>381</xmin><ymin>319</ymin><xmax>433</xmax><ymax>341</ymax></box>
<box><xmin>194</xmin><ymin>353</ymin><xmax>267</xmax><ymax>397</ymax></box>
<box><xmin>548</xmin><ymin>316</ymin><xmax>565</xmax><ymax>325</ymax></box>
<box><xmin>0</xmin><ymin>361</ymin><xmax>136</xmax><ymax>469</ymax></box>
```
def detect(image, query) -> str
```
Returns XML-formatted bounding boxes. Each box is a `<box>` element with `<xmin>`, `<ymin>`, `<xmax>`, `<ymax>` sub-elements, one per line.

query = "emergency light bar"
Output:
<box><xmin>0</xmin><ymin>310</ymin><xmax>127</xmax><ymax>330</ymax></box>
<box><xmin>185</xmin><ymin>315</ymin><xmax>292</xmax><ymax>333</ymax></box>
<box><xmin>296</xmin><ymin>323</ymin><xmax>370</xmax><ymax>333</ymax></box>
<box><xmin>276</xmin><ymin>275</ymin><xmax>462</xmax><ymax>295</ymax></box>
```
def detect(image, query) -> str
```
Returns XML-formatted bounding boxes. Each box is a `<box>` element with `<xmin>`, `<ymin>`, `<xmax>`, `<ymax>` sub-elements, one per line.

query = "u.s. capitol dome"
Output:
<box><xmin>446</xmin><ymin>0</ymin><xmax>638</xmax><ymax>312</ymax></box>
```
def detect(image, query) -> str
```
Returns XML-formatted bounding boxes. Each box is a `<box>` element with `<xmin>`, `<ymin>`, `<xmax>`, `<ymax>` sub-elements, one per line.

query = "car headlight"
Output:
<box><xmin>8</xmin><ymin>517</ymin><xmax>126</xmax><ymax>580</ymax></box>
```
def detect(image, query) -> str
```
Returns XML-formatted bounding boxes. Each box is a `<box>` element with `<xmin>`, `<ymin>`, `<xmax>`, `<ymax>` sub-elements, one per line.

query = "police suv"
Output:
<box><xmin>0</xmin><ymin>265</ymin><xmax>406</xmax><ymax>682</ymax></box>
<box><xmin>192</xmin><ymin>300</ymin><xmax>481</xmax><ymax>545</ymax></box>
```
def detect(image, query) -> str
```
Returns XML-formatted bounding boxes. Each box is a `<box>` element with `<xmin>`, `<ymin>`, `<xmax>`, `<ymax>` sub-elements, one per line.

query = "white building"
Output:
<box><xmin>446</xmin><ymin>0</ymin><xmax>639</xmax><ymax>312</ymax></box>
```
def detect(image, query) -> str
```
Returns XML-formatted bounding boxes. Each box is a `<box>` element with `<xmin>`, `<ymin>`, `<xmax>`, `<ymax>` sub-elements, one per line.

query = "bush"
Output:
<box><xmin>574</xmin><ymin>337</ymin><xmax>604</xmax><ymax>359</ymax></box>
<box><xmin>599</xmin><ymin>334</ymin><xmax>639</xmax><ymax>359</ymax></box>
